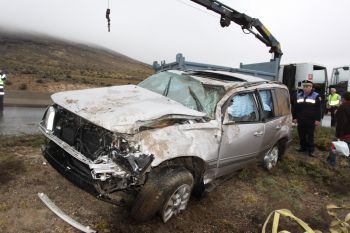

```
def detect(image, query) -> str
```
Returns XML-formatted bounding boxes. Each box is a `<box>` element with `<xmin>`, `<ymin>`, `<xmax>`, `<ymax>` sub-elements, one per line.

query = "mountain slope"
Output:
<box><xmin>0</xmin><ymin>31</ymin><xmax>154</xmax><ymax>92</ymax></box>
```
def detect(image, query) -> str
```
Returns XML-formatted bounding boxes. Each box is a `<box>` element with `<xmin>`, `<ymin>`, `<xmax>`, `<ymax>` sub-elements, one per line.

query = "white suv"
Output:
<box><xmin>40</xmin><ymin>70</ymin><xmax>292</xmax><ymax>222</ymax></box>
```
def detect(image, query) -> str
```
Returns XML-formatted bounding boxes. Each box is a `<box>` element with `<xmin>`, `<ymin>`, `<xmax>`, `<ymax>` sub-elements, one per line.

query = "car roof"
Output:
<box><xmin>168</xmin><ymin>69</ymin><xmax>271</xmax><ymax>89</ymax></box>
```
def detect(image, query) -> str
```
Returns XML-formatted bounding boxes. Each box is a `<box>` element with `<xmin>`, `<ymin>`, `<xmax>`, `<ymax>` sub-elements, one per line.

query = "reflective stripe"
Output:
<box><xmin>329</xmin><ymin>100</ymin><xmax>340</xmax><ymax>106</ymax></box>
<box><xmin>0</xmin><ymin>93</ymin><xmax>4</xmax><ymax>96</ymax></box>
<box><xmin>297</xmin><ymin>91</ymin><xmax>319</xmax><ymax>105</ymax></box>
<box><xmin>305</xmin><ymin>99</ymin><xmax>316</xmax><ymax>104</ymax></box>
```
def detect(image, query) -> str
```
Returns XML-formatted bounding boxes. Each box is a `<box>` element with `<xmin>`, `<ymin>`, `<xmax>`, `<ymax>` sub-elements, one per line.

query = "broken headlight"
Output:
<box><xmin>110</xmin><ymin>135</ymin><xmax>153</xmax><ymax>175</ymax></box>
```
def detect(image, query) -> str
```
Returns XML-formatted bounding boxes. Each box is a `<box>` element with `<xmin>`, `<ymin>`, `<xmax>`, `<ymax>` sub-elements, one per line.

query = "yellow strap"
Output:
<box><xmin>272</xmin><ymin>212</ymin><xmax>280</xmax><ymax>233</ymax></box>
<box><xmin>262</xmin><ymin>211</ymin><xmax>274</xmax><ymax>233</ymax></box>
<box><xmin>262</xmin><ymin>209</ymin><xmax>316</xmax><ymax>233</ymax></box>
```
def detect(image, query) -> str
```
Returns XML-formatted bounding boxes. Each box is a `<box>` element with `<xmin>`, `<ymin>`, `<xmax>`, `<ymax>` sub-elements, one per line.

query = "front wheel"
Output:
<box><xmin>130</xmin><ymin>167</ymin><xmax>194</xmax><ymax>222</ymax></box>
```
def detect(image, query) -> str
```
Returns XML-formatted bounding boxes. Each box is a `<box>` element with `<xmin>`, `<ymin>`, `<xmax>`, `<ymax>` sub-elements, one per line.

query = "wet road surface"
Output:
<box><xmin>0</xmin><ymin>107</ymin><xmax>46</xmax><ymax>135</ymax></box>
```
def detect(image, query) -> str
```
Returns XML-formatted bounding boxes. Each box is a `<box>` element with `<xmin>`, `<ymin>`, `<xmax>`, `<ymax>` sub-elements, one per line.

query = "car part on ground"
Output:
<box><xmin>37</xmin><ymin>193</ymin><xmax>97</xmax><ymax>233</ymax></box>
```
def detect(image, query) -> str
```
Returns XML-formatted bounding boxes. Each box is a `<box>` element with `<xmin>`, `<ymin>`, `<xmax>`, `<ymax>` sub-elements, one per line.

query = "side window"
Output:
<box><xmin>258</xmin><ymin>90</ymin><xmax>274</xmax><ymax>120</ymax></box>
<box><xmin>227</xmin><ymin>93</ymin><xmax>259</xmax><ymax>122</ymax></box>
<box><xmin>274</xmin><ymin>88</ymin><xmax>291</xmax><ymax>116</ymax></box>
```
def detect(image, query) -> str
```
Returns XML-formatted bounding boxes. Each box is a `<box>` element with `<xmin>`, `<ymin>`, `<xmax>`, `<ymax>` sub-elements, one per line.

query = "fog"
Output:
<box><xmin>1</xmin><ymin>0</ymin><xmax>349</xmax><ymax>73</ymax></box>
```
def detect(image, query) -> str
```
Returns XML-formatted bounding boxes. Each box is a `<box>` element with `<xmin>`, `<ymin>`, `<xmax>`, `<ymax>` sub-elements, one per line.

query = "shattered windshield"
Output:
<box><xmin>138</xmin><ymin>71</ymin><xmax>225</xmax><ymax>119</ymax></box>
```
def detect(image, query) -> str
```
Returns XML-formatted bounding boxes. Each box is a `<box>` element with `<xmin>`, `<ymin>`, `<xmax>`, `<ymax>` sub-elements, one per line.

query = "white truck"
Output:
<box><xmin>329</xmin><ymin>66</ymin><xmax>350</xmax><ymax>95</ymax></box>
<box><xmin>278</xmin><ymin>63</ymin><xmax>328</xmax><ymax>116</ymax></box>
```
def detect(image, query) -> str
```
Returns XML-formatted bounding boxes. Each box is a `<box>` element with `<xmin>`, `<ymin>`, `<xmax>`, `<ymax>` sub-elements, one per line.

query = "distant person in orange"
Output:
<box><xmin>0</xmin><ymin>69</ymin><xmax>7</xmax><ymax>115</ymax></box>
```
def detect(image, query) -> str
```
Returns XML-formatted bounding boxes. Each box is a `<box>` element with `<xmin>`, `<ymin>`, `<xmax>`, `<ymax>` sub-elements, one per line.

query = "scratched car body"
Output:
<box><xmin>39</xmin><ymin>70</ymin><xmax>292</xmax><ymax>222</ymax></box>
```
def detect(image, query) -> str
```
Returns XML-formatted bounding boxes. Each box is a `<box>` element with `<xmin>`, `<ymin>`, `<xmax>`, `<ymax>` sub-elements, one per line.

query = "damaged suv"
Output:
<box><xmin>39</xmin><ymin>70</ymin><xmax>292</xmax><ymax>222</ymax></box>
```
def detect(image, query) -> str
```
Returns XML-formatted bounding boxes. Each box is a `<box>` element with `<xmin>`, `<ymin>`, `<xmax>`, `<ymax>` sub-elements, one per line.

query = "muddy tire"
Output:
<box><xmin>263</xmin><ymin>145</ymin><xmax>279</xmax><ymax>170</ymax></box>
<box><xmin>130</xmin><ymin>167</ymin><xmax>194</xmax><ymax>222</ymax></box>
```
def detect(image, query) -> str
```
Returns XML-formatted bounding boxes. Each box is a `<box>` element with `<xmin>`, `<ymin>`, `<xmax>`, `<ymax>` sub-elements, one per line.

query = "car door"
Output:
<box><xmin>217</xmin><ymin>91</ymin><xmax>264</xmax><ymax>178</ymax></box>
<box><xmin>258</xmin><ymin>89</ymin><xmax>282</xmax><ymax>153</ymax></box>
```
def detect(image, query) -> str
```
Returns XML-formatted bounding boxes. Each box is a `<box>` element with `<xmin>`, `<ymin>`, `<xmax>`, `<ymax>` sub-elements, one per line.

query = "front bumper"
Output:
<box><xmin>42</xmin><ymin>142</ymin><xmax>100</xmax><ymax>197</ymax></box>
<box><xmin>39</xmin><ymin>124</ymin><xmax>134</xmax><ymax>205</ymax></box>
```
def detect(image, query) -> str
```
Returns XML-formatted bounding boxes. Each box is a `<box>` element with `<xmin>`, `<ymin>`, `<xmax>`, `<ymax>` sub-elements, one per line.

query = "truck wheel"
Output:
<box><xmin>263</xmin><ymin>145</ymin><xmax>279</xmax><ymax>170</ymax></box>
<box><xmin>130</xmin><ymin>167</ymin><xmax>194</xmax><ymax>222</ymax></box>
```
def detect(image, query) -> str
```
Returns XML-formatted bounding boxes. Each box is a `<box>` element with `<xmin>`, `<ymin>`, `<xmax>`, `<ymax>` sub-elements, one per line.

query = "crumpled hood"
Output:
<box><xmin>51</xmin><ymin>85</ymin><xmax>206</xmax><ymax>134</ymax></box>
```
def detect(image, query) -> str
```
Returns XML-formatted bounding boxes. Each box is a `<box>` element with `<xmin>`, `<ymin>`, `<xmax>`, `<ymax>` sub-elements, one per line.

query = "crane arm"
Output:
<box><xmin>190</xmin><ymin>0</ymin><xmax>282</xmax><ymax>60</ymax></box>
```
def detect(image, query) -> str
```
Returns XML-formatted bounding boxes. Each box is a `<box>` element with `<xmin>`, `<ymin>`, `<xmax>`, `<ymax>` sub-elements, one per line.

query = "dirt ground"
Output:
<box><xmin>0</xmin><ymin>135</ymin><xmax>350</xmax><ymax>233</ymax></box>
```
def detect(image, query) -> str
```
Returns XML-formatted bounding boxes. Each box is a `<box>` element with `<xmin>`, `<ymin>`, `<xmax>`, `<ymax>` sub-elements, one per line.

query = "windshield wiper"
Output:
<box><xmin>188</xmin><ymin>87</ymin><xmax>204</xmax><ymax>112</ymax></box>
<box><xmin>163</xmin><ymin>77</ymin><xmax>172</xmax><ymax>96</ymax></box>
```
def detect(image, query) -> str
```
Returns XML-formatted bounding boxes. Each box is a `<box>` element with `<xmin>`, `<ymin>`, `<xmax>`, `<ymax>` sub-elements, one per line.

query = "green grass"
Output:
<box><xmin>0</xmin><ymin>134</ymin><xmax>45</xmax><ymax>148</ymax></box>
<box><xmin>315</xmin><ymin>126</ymin><xmax>336</xmax><ymax>150</ymax></box>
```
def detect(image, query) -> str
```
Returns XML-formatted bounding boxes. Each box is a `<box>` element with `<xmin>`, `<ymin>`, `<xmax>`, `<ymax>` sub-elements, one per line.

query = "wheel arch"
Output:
<box><xmin>277</xmin><ymin>136</ymin><xmax>289</xmax><ymax>158</ymax></box>
<box><xmin>153</xmin><ymin>156</ymin><xmax>207</xmax><ymax>184</ymax></box>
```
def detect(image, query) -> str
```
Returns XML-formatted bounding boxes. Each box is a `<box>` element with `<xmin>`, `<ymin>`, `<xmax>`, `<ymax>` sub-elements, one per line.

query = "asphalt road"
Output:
<box><xmin>322</xmin><ymin>115</ymin><xmax>331</xmax><ymax>127</ymax></box>
<box><xmin>0</xmin><ymin>107</ymin><xmax>46</xmax><ymax>135</ymax></box>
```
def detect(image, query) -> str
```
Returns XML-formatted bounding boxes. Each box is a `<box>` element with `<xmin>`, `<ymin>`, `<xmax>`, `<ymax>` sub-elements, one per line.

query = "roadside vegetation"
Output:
<box><xmin>0</xmin><ymin>32</ymin><xmax>154</xmax><ymax>92</ymax></box>
<box><xmin>0</xmin><ymin>134</ymin><xmax>45</xmax><ymax>148</ymax></box>
<box><xmin>0</xmin><ymin>127</ymin><xmax>349</xmax><ymax>232</ymax></box>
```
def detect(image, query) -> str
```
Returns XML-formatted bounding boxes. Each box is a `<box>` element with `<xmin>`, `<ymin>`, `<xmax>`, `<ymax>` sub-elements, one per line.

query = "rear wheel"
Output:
<box><xmin>263</xmin><ymin>145</ymin><xmax>279</xmax><ymax>170</ymax></box>
<box><xmin>130</xmin><ymin>167</ymin><xmax>194</xmax><ymax>222</ymax></box>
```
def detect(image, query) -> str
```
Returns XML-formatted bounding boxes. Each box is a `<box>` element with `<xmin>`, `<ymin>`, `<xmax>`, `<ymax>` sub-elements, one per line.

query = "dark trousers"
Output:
<box><xmin>297</xmin><ymin>119</ymin><xmax>315</xmax><ymax>153</ymax></box>
<box><xmin>0</xmin><ymin>95</ymin><xmax>3</xmax><ymax>113</ymax></box>
<box><xmin>330</xmin><ymin>106</ymin><xmax>338</xmax><ymax>127</ymax></box>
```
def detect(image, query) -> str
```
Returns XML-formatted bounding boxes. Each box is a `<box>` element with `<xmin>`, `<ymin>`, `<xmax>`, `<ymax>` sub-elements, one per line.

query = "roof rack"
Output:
<box><xmin>153</xmin><ymin>53</ymin><xmax>279</xmax><ymax>81</ymax></box>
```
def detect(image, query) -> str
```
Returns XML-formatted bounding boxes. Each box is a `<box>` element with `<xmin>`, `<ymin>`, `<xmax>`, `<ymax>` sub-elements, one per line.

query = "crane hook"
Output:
<box><xmin>106</xmin><ymin>8</ymin><xmax>111</xmax><ymax>32</ymax></box>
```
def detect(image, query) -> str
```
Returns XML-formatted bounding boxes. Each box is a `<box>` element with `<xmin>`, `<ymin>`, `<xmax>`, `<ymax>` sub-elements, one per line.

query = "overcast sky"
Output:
<box><xmin>0</xmin><ymin>0</ymin><xmax>349</xmax><ymax>75</ymax></box>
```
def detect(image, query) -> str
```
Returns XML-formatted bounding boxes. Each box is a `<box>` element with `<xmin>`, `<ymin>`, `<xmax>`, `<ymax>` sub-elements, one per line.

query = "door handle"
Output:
<box><xmin>275</xmin><ymin>125</ymin><xmax>282</xmax><ymax>130</ymax></box>
<box><xmin>254</xmin><ymin>131</ymin><xmax>264</xmax><ymax>136</ymax></box>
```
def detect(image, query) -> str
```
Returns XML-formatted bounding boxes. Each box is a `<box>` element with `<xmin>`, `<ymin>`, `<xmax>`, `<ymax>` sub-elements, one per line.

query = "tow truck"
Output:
<box><xmin>154</xmin><ymin>0</ymin><xmax>283</xmax><ymax>81</ymax></box>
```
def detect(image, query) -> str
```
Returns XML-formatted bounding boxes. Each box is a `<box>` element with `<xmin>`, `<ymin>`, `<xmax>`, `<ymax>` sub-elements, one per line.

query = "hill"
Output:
<box><xmin>0</xmin><ymin>31</ymin><xmax>154</xmax><ymax>92</ymax></box>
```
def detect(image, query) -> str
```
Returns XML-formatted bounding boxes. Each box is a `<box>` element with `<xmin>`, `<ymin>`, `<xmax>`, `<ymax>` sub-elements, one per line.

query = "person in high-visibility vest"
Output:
<box><xmin>327</xmin><ymin>88</ymin><xmax>341</xmax><ymax>127</ymax></box>
<box><xmin>0</xmin><ymin>69</ymin><xmax>7</xmax><ymax>114</ymax></box>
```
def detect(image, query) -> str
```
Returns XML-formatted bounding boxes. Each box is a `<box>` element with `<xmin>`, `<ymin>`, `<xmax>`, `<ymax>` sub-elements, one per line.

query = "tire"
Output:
<box><xmin>263</xmin><ymin>144</ymin><xmax>279</xmax><ymax>170</ymax></box>
<box><xmin>130</xmin><ymin>167</ymin><xmax>194</xmax><ymax>222</ymax></box>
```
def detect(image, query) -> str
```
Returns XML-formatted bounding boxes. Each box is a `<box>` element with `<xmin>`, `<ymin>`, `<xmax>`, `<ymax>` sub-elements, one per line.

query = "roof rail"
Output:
<box><xmin>153</xmin><ymin>53</ymin><xmax>279</xmax><ymax>81</ymax></box>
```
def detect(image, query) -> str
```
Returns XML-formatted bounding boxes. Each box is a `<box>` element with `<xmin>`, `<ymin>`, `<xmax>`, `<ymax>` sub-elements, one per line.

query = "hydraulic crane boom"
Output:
<box><xmin>190</xmin><ymin>0</ymin><xmax>282</xmax><ymax>61</ymax></box>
